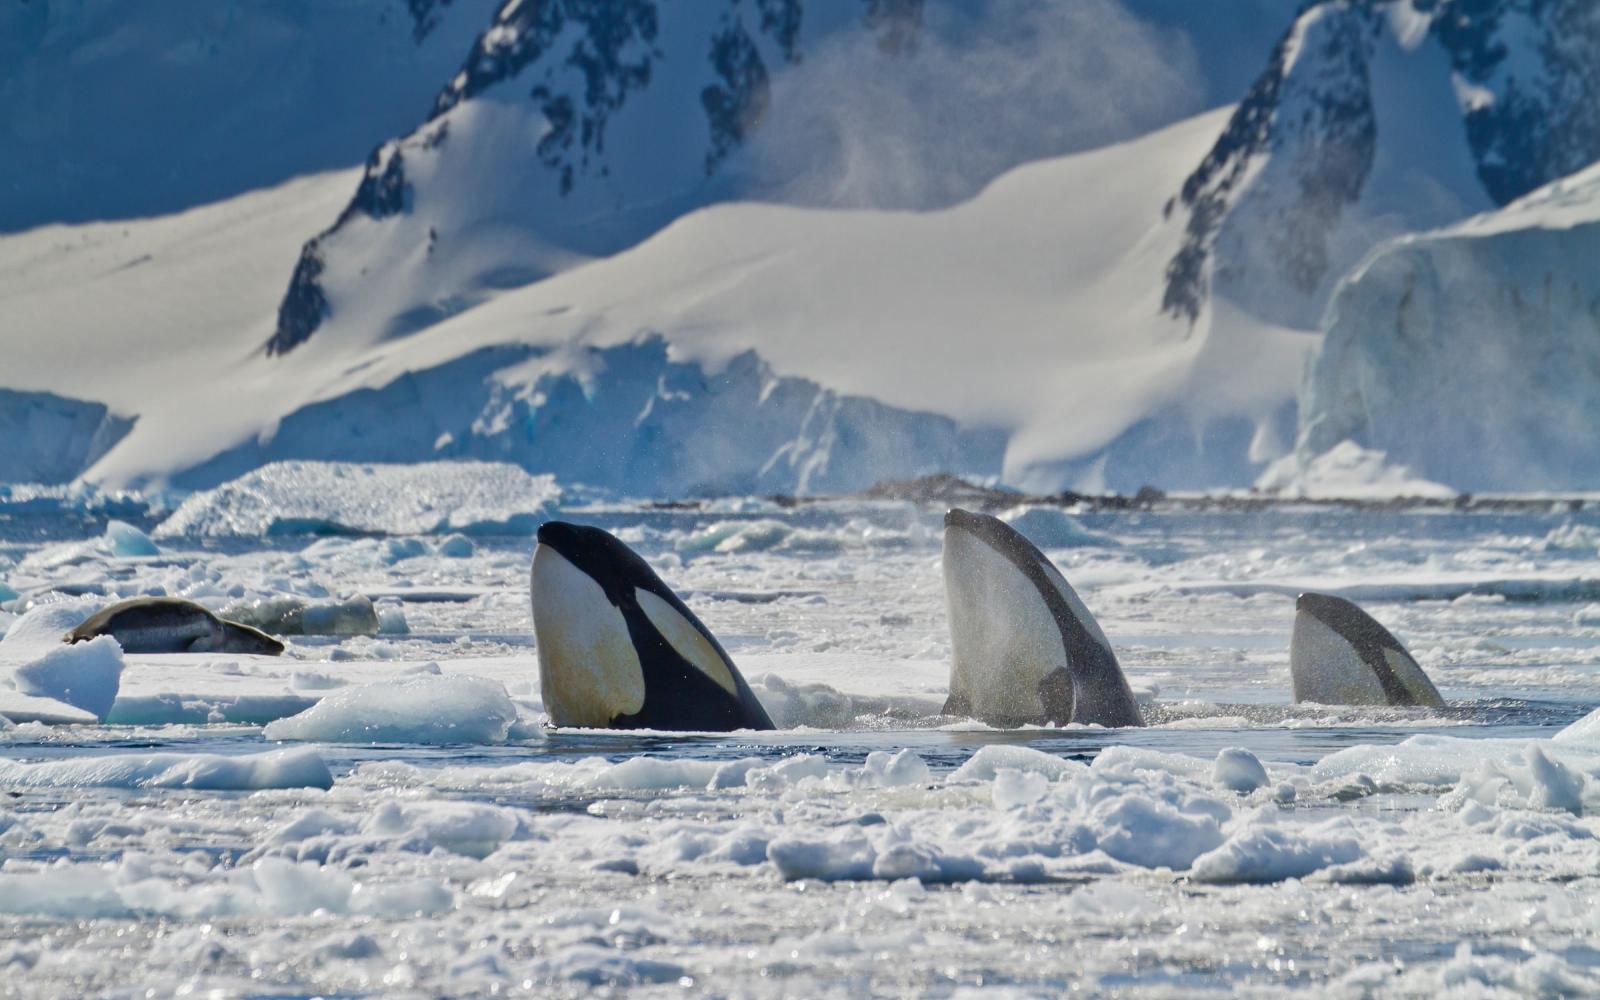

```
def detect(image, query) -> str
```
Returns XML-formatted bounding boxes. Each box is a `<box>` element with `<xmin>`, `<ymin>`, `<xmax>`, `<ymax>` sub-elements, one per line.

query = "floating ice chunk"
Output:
<box><xmin>1312</xmin><ymin>734</ymin><xmax>1529</xmax><ymax>787</ymax></box>
<box><xmin>222</xmin><ymin>594</ymin><xmax>379</xmax><ymax>636</ymax></box>
<box><xmin>1212</xmin><ymin>747</ymin><xmax>1269</xmax><ymax>793</ymax></box>
<box><xmin>0</xmin><ymin>747</ymin><xmax>332</xmax><ymax>789</ymax></box>
<box><xmin>590</xmin><ymin>757</ymin><xmax>734</xmax><ymax>791</ymax></box>
<box><xmin>263</xmin><ymin>674</ymin><xmax>519</xmax><ymax>744</ymax></box>
<box><xmin>1190</xmin><ymin>820</ymin><xmax>1365</xmax><ymax>883</ymax></box>
<box><xmin>1553</xmin><ymin>705</ymin><xmax>1600</xmax><ymax>746</ymax></box>
<box><xmin>999</xmin><ymin>505</ymin><xmax>1114</xmax><ymax>549</ymax></box>
<box><xmin>10</xmin><ymin>635</ymin><xmax>123</xmax><ymax>720</ymax></box>
<box><xmin>0</xmin><ymin>600</ymin><xmax>99</xmax><ymax>651</ymax></box>
<box><xmin>676</xmin><ymin>519</ymin><xmax>791</xmax><ymax>555</ymax></box>
<box><xmin>302</xmin><ymin>594</ymin><xmax>379</xmax><ymax>636</ymax></box>
<box><xmin>1526</xmin><ymin>748</ymin><xmax>1585</xmax><ymax>816</ymax></box>
<box><xmin>1449</xmin><ymin>747</ymin><xmax>1589</xmax><ymax>816</ymax></box>
<box><xmin>0</xmin><ymin>857</ymin><xmax>448</xmax><ymax>919</ymax></box>
<box><xmin>436</xmin><ymin>533</ymin><xmax>475</xmax><ymax>558</ymax></box>
<box><xmin>376</xmin><ymin>601</ymin><xmax>409</xmax><ymax>635</ymax></box>
<box><xmin>380</xmin><ymin>537</ymin><xmax>428</xmax><ymax>564</ymax></box>
<box><xmin>362</xmin><ymin>800</ymin><xmax>520</xmax><ymax>859</ymax></box>
<box><xmin>0</xmin><ymin>689</ymin><xmax>97</xmax><ymax>725</ymax></box>
<box><xmin>261</xmin><ymin>800</ymin><xmax>520</xmax><ymax>863</ymax></box>
<box><xmin>1085</xmin><ymin>786</ymin><xmax>1226</xmax><ymax>869</ymax></box>
<box><xmin>992</xmin><ymin>768</ymin><xmax>1050</xmax><ymax>809</ymax></box>
<box><xmin>103</xmin><ymin>519</ymin><xmax>159</xmax><ymax>557</ymax></box>
<box><xmin>153</xmin><ymin>460</ymin><xmax>561</xmax><ymax>536</ymax></box>
<box><xmin>948</xmin><ymin>745</ymin><xmax>1086</xmax><ymax>783</ymax></box>
<box><xmin>861</xmin><ymin>749</ymin><xmax>929</xmax><ymax>787</ymax></box>
<box><xmin>527</xmin><ymin>946</ymin><xmax>686</xmax><ymax>988</ymax></box>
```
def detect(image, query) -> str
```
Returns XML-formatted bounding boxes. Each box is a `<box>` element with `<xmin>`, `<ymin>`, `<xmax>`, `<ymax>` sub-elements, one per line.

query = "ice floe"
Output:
<box><xmin>263</xmin><ymin>673</ymin><xmax>521</xmax><ymax>744</ymax></box>
<box><xmin>154</xmin><ymin>460</ymin><xmax>561</xmax><ymax>536</ymax></box>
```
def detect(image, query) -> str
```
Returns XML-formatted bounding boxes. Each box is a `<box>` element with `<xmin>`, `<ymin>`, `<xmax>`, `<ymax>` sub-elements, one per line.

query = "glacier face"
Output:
<box><xmin>1164</xmin><ymin>0</ymin><xmax>1600</xmax><ymax>331</ymax></box>
<box><xmin>175</xmin><ymin>336</ymin><xmax>1004</xmax><ymax>496</ymax></box>
<box><xmin>1297</xmin><ymin>165</ymin><xmax>1600</xmax><ymax>491</ymax></box>
<box><xmin>0</xmin><ymin>390</ymin><xmax>131</xmax><ymax>485</ymax></box>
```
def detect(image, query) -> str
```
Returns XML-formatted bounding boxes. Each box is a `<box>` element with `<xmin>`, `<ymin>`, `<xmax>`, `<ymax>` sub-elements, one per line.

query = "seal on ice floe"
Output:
<box><xmin>530</xmin><ymin>521</ymin><xmax>775</xmax><ymax>731</ymax></box>
<box><xmin>1289</xmin><ymin>593</ymin><xmax>1443</xmax><ymax>707</ymax></box>
<box><xmin>66</xmin><ymin>597</ymin><xmax>285</xmax><ymax>655</ymax></box>
<box><xmin>941</xmin><ymin>508</ymin><xmax>1144</xmax><ymax>728</ymax></box>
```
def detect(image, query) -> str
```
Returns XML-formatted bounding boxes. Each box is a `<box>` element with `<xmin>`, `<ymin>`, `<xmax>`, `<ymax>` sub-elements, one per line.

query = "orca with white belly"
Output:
<box><xmin>530</xmin><ymin>521</ymin><xmax>776</xmax><ymax>731</ymax></box>
<box><xmin>941</xmin><ymin>508</ymin><xmax>1144</xmax><ymax>728</ymax></box>
<box><xmin>1290</xmin><ymin>593</ymin><xmax>1444</xmax><ymax>707</ymax></box>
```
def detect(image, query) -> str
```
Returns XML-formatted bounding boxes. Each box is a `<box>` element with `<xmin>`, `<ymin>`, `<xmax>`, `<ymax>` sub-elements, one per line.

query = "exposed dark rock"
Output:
<box><xmin>407</xmin><ymin>0</ymin><xmax>457</xmax><ymax>42</ymax></box>
<box><xmin>268</xmin><ymin>244</ymin><xmax>330</xmax><ymax>357</ymax></box>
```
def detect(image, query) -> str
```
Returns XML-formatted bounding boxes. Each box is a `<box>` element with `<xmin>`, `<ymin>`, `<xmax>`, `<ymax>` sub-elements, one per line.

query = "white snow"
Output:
<box><xmin>0</xmin><ymin>107</ymin><xmax>1319</xmax><ymax>494</ymax></box>
<box><xmin>9</xmin><ymin>635</ymin><xmax>123</xmax><ymax>721</ymax></box>
<box><xmin>1212</xmin><ymin>747</ymin><xmax>1270</xmax><ymax>793</ymax></box>
<box><xmin>155</xmin><ymin>460</ymin><xmax>561</xmax><ymax>536</ymax></box>
<box><xmin>1256</xmin><ymin>440</ymin><xmax>1456</xmax><ymax>500</ymax></box>
<box><xmin>103</xmin><ymin>519</ymin><xmax>158</xmax><ymax>557</ymax></box>
<box><xmin>0</xmin><ymin>746</ymin><xmax>330</xmax><ymax>790</ymax></box>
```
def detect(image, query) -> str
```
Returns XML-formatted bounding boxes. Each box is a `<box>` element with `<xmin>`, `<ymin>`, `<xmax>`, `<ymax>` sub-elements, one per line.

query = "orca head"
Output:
<box><xmin>941</xmin><ymin>508</ymin><xmax>1141</xmax><ymax>728</ymax></box>
<box><xmin>531</xmin><ymin>521</ymin><xmax>774</xmax><ymax>731</ymax></box>
<box><xmin>1290</xmin><ymin>592</ymin><xmax>1443</xmax><ymax>707</ymax></box>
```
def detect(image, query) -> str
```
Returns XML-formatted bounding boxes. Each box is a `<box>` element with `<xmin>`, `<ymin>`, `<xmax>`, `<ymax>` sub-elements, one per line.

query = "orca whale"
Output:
<box><xmin>530</xmin><ymin>520</ymin><xmax>775</xmax><ymax>731</ymax></box>
<box><xmin>67</xmin><ymin>597</ymin><xmax>285</xmax><ymax>655</ymax></box>
<box><xmin>941</xmin><ymin>508</ymin><xmax>1144</xmax><ymax>728</ymax></box>
<box><xmin>1290</xmin><ymin>593</ymin><xmax>1443</xmax><ymax>707</ymax></box>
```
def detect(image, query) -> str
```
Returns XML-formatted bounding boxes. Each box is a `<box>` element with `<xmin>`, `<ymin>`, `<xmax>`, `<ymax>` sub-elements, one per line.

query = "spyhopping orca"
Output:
<box><xmin>1290</xmin><ymin>593</ymin><xmax>1443</xmax><ymax>707</ymax></box>
<box><xmin>67</xmin><ymin>597</ymin><xmax>285</xmax><ymax>655</ymax></box>
<box><xmin>531</xmin><ymin>521</ymin><xmax>775</xmax><ymax>731</ymax></box>
<box><xmin>941</xmin><ymin>508</ymin><xmax>1144</xmax><ymax>728</ymax></box>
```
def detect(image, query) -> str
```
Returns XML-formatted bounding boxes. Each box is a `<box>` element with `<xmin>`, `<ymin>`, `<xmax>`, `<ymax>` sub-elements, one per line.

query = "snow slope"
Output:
<box><xmin>1295</xmin><ymin>163</ymin><xmax>1600</xmax><ymax>492</ymax></box>
<box><xmin>263</xmin><ymin>0</ymin><xmax>1236</xmax><ymax>357</ymax></box>
<box><xmin>2</xmin><ymin>106</ymin><xmax>1306</xmax><ymax>494</ymax></box>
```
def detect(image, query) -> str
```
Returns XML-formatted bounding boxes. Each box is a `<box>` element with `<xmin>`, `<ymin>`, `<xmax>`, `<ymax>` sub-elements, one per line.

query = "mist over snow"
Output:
<box><xmin>740</xmin><ymin>0</ymin><xmax>1206</xmax><ymax>210</ymax></box>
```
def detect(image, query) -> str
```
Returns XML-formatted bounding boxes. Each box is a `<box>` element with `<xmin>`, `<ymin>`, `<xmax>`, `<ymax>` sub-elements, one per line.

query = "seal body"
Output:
<box><xmin>531</xmin><ymin>521</ymin><xmax>774</xmax><ymax>731</ymax></box>
<box><xmin>67</xmin><ymin>597</ymin><xmax>285</xmax><ymax>655</ymax></box>
<box><xmin>942</xmin><ymin>508</ymin><xmax>1143</xmax><ymax>728</ymax></box>
<box><xmin>1290</xmin><ymin>593</ymin><xmax>1443</xmax><ymax>707</ymax></box>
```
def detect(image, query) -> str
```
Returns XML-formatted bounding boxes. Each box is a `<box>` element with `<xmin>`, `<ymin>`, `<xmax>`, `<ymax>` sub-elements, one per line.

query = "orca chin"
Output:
<box><xmin>530</xmin><ymin>521</ymin><xmax>775</xmax><ymax>732</ymax></box>
<box><xmin>1290</xmin><ymin>593</ymin><xmax>1444</xmax><ymax>708</ymax></box>
<box><xmin>941</xmin><ymin>508</ymin><xmax>1144</xmax><ymax>728</ymax></box>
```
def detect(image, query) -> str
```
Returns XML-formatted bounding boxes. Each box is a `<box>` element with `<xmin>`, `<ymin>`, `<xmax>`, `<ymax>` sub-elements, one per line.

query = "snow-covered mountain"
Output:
<box><xmin>1293</xmin><ymin>163</ymin><xmax>1600</xmax><ymax>492</ymax></box>
<box><xmin>5</xmin><ymin>0</ymin><xmax>1600</xmax><ymax>496</ymax></box>
<box><xmin>1164</xmin><ymin>0</ymin><xmax>1600</xmax><ymax>331</ymax></box>
<box><xmin>0</xmin><ymin>0</ymin><xmax>501</xmax><ymax>232</ymax></box>
<box><xmin>265</xmin><ymin>0</ymin><xmax>1270</xmax><ymax>357</ymax></box>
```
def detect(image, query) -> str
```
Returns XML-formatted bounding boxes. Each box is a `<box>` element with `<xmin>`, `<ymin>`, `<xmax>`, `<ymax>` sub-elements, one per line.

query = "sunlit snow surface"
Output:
<box><xmin>4</xmin><ymin>488</ymin><xmax>1600</xmax><ymax>997</ymax></box>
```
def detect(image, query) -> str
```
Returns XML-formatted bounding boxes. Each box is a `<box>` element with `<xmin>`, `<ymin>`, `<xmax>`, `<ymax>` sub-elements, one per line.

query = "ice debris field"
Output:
<box><xmin>4</xmin><ymin>463</ymin><xmax>1600</xmax><ymax>996</ymax></box>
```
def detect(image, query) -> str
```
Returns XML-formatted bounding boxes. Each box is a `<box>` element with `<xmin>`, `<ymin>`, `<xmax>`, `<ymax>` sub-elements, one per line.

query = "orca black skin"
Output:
<box><xmin>943</xmin><ymin>508</ymin><xmax>1144</xmax><ymax>728</ymax></box>
<box><xmin>532</xmin><ymin>521</ymin><xmax>775</xmax><ymax>731</ymax></box>
<box><xmin>1291</xmin><ymin>592</ymin><xmax>1444</xmax><ymax>707</ymax></box>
